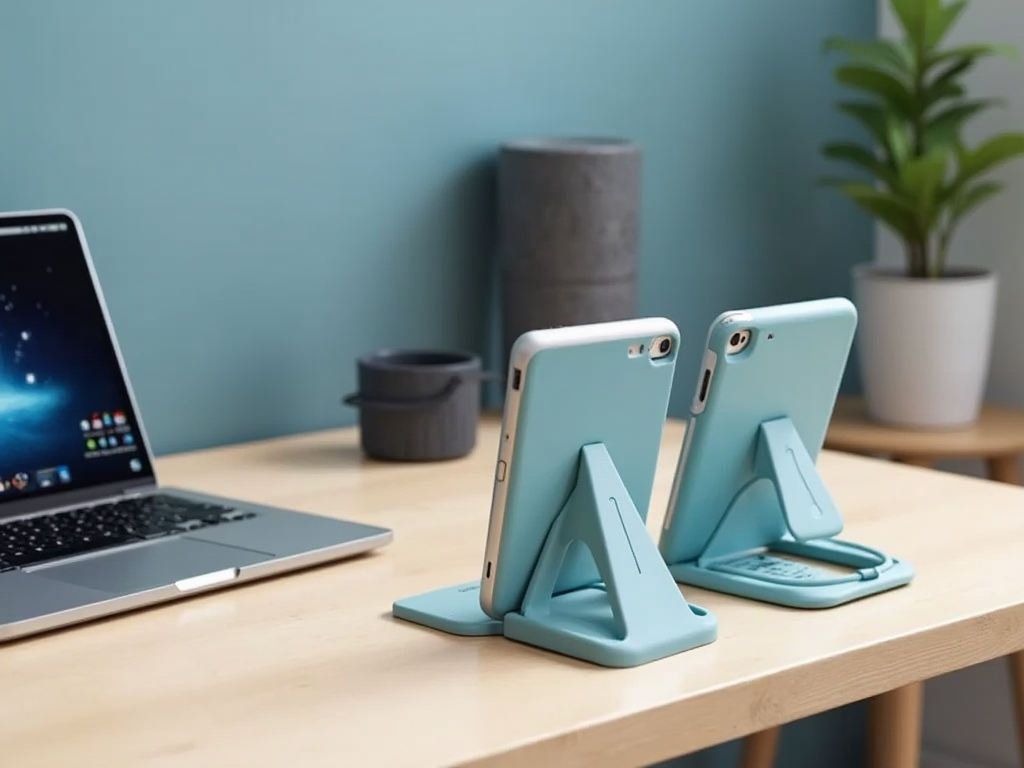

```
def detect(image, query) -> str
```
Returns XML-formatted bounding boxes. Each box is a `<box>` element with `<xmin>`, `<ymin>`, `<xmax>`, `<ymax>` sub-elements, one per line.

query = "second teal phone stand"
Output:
<box><xmin>667</xmin><ymin>417</ymin><xmax>914</xmax><ymax>609</ymax></box>
<box><xmin>392</xmin><ymin>443</ymin><xmax>717</xmax><ymax>667</ymax></box>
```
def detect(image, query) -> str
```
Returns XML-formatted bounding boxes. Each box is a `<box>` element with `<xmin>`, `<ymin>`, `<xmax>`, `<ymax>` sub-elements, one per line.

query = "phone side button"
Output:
<box><xmin>496</xmin><ymin>460</ymin><xmax>507</xmax><ymax>482</ymax></box>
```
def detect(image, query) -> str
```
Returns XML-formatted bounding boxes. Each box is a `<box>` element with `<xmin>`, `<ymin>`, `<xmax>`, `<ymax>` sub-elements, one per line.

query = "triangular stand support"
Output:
<box><xmin>666</xmin><ymin>417</ymin><xmax>914</xmax><ymax>609</ymax></box>
<box><xmin>392</xmin><ymin>442</ymin><xmax>717</xmax><ymax>667</ymax></box>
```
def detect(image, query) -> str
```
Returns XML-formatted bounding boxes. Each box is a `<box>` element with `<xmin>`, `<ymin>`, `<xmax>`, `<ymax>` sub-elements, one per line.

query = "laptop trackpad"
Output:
<box><xmin>34</xmin><ymin>538</ymin><xmax>273</xmax><ymax>596</ymax></box>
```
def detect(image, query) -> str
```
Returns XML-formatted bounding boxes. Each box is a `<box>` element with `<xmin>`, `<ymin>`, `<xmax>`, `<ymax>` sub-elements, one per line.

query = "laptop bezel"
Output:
<box><xmin>0</xmin><ymin>208</ymin><xmax>160</xmax><ymax>521</ymax></box>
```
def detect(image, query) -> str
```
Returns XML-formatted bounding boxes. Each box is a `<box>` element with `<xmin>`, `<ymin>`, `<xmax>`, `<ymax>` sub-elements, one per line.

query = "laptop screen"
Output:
<box><xmin>0</xmin><ymin>211</ymin><xmax>155</xmax><ymax>507</ymax></box>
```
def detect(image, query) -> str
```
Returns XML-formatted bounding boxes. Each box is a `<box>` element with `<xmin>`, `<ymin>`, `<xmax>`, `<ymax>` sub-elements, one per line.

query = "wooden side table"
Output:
<box><xmin>826</xmin><ymin>397</ymin><xmax>1024</xmax><ymax>484</ymax></box>
<box><xmin>740</xmin><ymin>396</ymin><xmax>1024</xmax><ymax>768</ymax></box>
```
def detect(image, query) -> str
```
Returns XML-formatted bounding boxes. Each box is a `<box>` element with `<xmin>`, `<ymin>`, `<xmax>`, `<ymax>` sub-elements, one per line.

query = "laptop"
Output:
<box><xmin>0</xmin><ymin>208</ymin><xmax>393</xmax><ymax>642</ymax></box>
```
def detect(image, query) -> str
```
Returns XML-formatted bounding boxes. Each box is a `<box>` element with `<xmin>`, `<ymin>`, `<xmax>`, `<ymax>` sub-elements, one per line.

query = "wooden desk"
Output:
<box><xmin>5</xmin><ymin>417</ymin><xmax>1024</xmax><ymax>768</ymax></box>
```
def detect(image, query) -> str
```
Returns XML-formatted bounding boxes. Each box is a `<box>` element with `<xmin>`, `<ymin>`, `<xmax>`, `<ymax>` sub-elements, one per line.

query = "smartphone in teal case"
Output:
<box><xmin>658</xmin><ymin>297</ymin><xmax>914</xmax><ymax>608</ymax></box>
<box><xmin>393</xmin><ymin>317</ymin><xmax>717</xmax><ymax>667</ymax></box>
<box><xmin>481</xmin><ymin>317</ymin><xmax>680</xmax><ymax>619</ymax></box>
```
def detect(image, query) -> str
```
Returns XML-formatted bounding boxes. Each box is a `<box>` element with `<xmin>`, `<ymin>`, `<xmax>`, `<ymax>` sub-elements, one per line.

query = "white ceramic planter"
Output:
<box><xmin>851</xmin><ymin>264</ymin><xmax>998</xmax><ymax>429</ymax></box>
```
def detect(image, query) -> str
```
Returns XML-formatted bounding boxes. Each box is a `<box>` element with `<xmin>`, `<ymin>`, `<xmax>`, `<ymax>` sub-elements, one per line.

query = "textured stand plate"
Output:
<box><xmin>668</xmin><ymin>417</ymin><xmax>914</xmax><ymax>609</ymax></box>
<box><xmin>392</xmin><ymin>581</ymin><xmax>503</xmax><ymax>637</ymax></box>
<box><xmin>393</xmin><ymin>443</ymin><xmax>717</xmax><ymax>667</ymax></box>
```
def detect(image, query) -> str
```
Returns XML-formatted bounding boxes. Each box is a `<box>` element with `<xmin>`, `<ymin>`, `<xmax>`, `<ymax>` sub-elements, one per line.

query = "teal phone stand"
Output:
<box><xmin>392</xmin><ymin>443</ymin><xmax>717</xmax><ymax>667</ymax></box>
<box><xmin>391</xmin><ymin>581</ymin><xmax>505</xmax><ymax>636</ymax></box>
<box><xmin>667</xmin><ymin>417</ymin><xmax>914</xmax><ymax>609</ymax></box>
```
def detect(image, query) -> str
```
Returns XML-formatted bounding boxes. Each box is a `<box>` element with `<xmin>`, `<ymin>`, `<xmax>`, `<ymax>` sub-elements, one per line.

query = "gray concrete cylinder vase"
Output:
<box><xmin>498</xmin><ymin>137</ymin><xmax>641</xmax><ymax>366</ymax></box>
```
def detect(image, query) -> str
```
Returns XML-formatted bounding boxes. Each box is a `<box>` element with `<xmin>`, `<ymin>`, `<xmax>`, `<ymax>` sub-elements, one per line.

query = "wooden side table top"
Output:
<box><xmin>7</xmin><ymin>417</ymin><xmax>1024</xmax><ymax>768</ymax></box>
<box><xmin>826</xmin><ymin>396</ymin><xmax>1024</xmax><ymax>459</ymax></box>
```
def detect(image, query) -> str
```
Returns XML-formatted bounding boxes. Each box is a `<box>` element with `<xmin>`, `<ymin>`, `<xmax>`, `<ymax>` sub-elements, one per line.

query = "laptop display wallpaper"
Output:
<box><xmin>0</xmin><ymin>216</ymin><xmax>152</xmax><ymax>505</ymax></box>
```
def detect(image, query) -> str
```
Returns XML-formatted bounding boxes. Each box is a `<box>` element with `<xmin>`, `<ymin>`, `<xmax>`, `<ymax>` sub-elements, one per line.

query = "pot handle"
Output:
<box><xmin>341</xmin><ymin>370</ymin><xmax>500</xmax><ymax>412</ymax></box>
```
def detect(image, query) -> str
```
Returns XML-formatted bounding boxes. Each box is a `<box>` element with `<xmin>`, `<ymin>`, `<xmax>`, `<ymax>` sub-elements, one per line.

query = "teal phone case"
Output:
<box><xmin>393</xmin><ymin>318</ymin><xmax>717</xmax><ymax>667</ymax></box>
<box><xmin>484</xmin><ymin>318</ymin><xmax>681</xmax><ymax>619</ymax></box>
<box><xmin>657</xmin><ymin>298</ymin><xmax>914</xmax><ymax>608</ymax></box>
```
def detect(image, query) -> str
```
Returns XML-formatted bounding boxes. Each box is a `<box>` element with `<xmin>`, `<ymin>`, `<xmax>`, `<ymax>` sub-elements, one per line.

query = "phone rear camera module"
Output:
<box><xmin>726</xmin><ymin>329</ymin><xmax>751</xmax><ymax>355</ymax></box>
<box><xmin>649</xmin><ymin>335</ymin><xmax>673</xmax><ymax>360</ymax></box>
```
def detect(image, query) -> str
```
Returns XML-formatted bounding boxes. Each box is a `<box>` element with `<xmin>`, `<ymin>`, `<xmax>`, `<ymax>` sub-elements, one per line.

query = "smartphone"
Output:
<box><xmin>479</xmin><ymin>317</ymin><xmax>680</xmax><ymax>620</ymax></box>
<box><xmin>658</xmin><ymin>297</ymin><xmax>857</xmax><ymax>566</ymax></box>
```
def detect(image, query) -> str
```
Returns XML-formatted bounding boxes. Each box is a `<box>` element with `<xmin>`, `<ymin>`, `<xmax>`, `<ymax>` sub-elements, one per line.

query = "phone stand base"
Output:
<box><xmin>667</xmin><ymin>417</ymin><xmax>914</xmax><ymax>610</ymax></box>
<box><xmin>392</xmin><ymin>581</ymin><xmax>504</xmax><ymax>636</ymax></box>
<box><xmin>503</xmin><ymin>585</ymin><xmax>715</xmax><ymax>668</ymax></box>
<box><xmin>669</xmin><ymin>538</ymin><xmax>915</xmax><ymax>609</ymax></box>
<box><xmin>392</xmin><ymin>442</ymin><xmax>717</xmax><ymax>667</ymax></box>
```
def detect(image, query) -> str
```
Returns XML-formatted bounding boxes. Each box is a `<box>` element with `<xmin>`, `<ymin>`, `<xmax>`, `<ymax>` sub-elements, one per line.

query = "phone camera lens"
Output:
<box><xmin>649</xmin><ymin>335</ymin><xmax>673</xmax><ymax>360</ymax></box>
<box><xmin>730</xmin><ymin>332</ymin><xmax>741</xmax><ymax>346</ymax></box>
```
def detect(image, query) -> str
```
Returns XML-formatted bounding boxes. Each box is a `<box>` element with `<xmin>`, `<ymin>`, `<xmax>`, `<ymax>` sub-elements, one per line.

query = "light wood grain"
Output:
<box><xmin>4</xmin><ymin>416</ymin><xmax>1024</xmax><ymax>768</ymax></box>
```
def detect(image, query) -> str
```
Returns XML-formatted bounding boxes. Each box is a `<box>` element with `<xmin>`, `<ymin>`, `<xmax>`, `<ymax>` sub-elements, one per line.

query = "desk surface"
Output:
<box><xmin>5</xmin><ymin>417</ymin><xmax>1024</xmax><ymax>768</ymax></box>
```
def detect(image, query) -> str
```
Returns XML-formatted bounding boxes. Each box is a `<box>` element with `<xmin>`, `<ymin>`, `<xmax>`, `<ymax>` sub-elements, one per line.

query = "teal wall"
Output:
<box><xmin>0</xmin><ymin>2</ymin><xmax>873</xmax><ymax>763</ymax></box>
<box><xmin>0</xmin><ymin>0</ymin><xmax>873</xmax><ymax>456</ymax></box>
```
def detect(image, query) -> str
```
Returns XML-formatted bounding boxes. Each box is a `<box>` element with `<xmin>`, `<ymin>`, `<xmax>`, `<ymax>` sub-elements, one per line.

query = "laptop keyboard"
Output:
<box><xmin>0</xmin><ymin>494</ymin><xmax>257</xmax><ymax>572</ymax></box>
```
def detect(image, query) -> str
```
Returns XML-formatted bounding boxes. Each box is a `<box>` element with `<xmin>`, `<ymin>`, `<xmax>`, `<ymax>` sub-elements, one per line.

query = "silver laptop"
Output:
<box><xmin>0</xmin><ymin>209</ymin><xmax>392</xmax><ymax>642</ymax></box>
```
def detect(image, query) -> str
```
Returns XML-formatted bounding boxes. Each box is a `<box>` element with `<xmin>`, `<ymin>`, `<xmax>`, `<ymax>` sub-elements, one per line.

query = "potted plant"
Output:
<box><xmin>821</xmin><ymin>0</ymin><xmax>1024</xmax><ymax>428</ymax></box>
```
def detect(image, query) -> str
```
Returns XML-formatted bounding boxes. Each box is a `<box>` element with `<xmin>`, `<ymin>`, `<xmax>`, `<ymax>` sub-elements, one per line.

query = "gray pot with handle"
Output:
<box><xmin>342</xmin><ymin>349</ymin><xmax>499</xmax><ymax>462</ymax></box>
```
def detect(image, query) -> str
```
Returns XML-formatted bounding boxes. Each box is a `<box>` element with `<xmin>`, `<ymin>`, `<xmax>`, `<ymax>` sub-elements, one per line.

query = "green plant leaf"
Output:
<box><xmin>838</xmin><ymin>101</ymin><xmax>915</xmax><ymax>166</ymax></box>
<box><xmin>822</xmin><ymin>141</ymin><xmax>900</xmax><ymax>187</ymax></box>
<box><xmin>938</xmin><ymin>180</ymin><xmax>1005</xmax><ymax>275</ymax></box>
<box><xmin>959</xmin><ymin>133</ymin><xmax>1024</xmax><ymax>183</ymax></box>
<box><xmin>885</xmin><ymin>114</ymin><xmax>912</xmax><ymax>165</ymax></box>
<box><xmin>837</xmin><ymin>101</ymin><xmax>892</xmax><ymax>150</ymax></box>
<box><xmin>951</xmin><ymin>180</ymin><xmax>1003</xmax><ymax>220</ymax></box>
<box><xmin>921</xmin><ymin>45</ymin><xmax>1018</xmax><ymax>110</ymax></box>
<box><xmin>899</xmin><ymin>150</ymin><xmax>949</xmax><ymax>224</ymax></box>
<box><xmin>924</xmin><ymin>99</ymin><xmax>999</xmax><ymax>149</ymax></box>
<box><xmin>923</xmin><ymin>56</ymin><xmax>974</xmax><ymax>101</ymax></box>
<box><xmin>823</xmin><ymin>37</ymin><xmax>914</xmax><ymax>79</ymax></box>
<box><xmin>890</xmin><ymin>0</ymin><xmax>928</xmax><ymax>53</ymax></box>
<box><xmin>928</xmin><ymin>42</ymin><xmax>1020</xmax><ymax>69</ymax></box>
<box><xmin>839</xmin><ymin>182</ymin><xmax>921</xmax><ymax>242</ymax></box>
<box><xmin>930</xmin><ymin>56</ymin><xmax>976</xmax><ymax>80</ymax></box>
<box><xmin>835</xmin><ymin>65</ymin><xmax>916</xmax><ymax>117</ymax></box>
<box><xmin>925</xmin><ymin>0</ymin><xmax>968</xmax><ymax>48</ymax></box>
<box><xmin>921</xmin><ymin>76</ymin><xmax>965</xmax><ymax>107</ymax></box>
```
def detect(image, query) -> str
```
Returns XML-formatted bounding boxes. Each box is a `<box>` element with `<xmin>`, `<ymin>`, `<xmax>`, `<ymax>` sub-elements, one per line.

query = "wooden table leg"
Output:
<box><xmin>871</xmin><ymin>459</ymin><xmax>927</xmax><ymax>767</ymax></box>
<box><xmin>893</xmin><ymin>455</ymin><xmax>934</xmax><ymax>470</ymax></box>
<box><xmin>987</xmin><ymin>455</ymin><xmax>1022</xmax><ymax>485</ymax></box>
<box><xmin>739</xmin><ymin>726</ymin><xmax>781</xmax><ymax>768</ymax></box>
<box><xmin>868</xmin><ymin>681</ymin><xmax>924</xmax><ymax>768</ymax></box>
<box><xmin>1008</xmin><ymin>652</ymin><xmax>1024</xmax><ymax>767</ymax></box>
